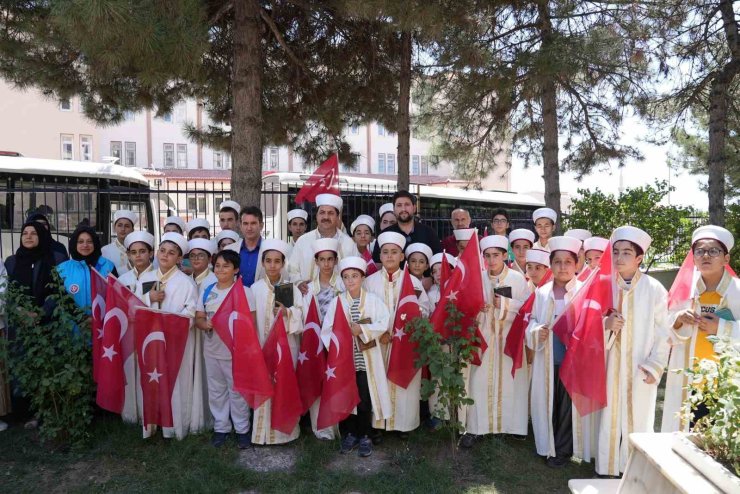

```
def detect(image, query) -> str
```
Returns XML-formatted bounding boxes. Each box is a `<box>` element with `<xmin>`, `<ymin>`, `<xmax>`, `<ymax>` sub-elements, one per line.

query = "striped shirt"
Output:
<box><xmin>350</xmin><ymin>296</ymin><xmax>366</xmax><ymax>371</ymax></box>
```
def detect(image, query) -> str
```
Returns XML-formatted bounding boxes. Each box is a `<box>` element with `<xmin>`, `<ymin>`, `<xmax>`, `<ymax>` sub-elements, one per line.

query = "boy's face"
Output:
<box><xmin>585</xmin><ymin>250</ymin><xmax>603</xmax><ymax>268</ymax></box>
<box><xmin>526</xmin><ymin>263</ymin><xmax>548</xmax><ymax>285</ymax></box>
<box><xmin>512</xmin><ymin>239</ymin><xmax>531</xmax><ymax>264</ymax></box>
<box><xmin>483</xmin><ymin>248</ymin><xmax>505</xmax><ymax>273</ymax></box>
<box><xmin>613</xmin><ymin>240</ymin><xmax>642</xmax><ymax>276</ymax></box>
<box><xmin>551</xmin><ymin>251</ymin><xmax>576</xmax><ymax>284</ymax></box>
<box><xmin>693</xmin><ymin>239</ymin><xmax>729</xmax><ymax>277</ymax></box>
<box><xmin>380</xmin><ymin>244</ymin><xmax>404</xmax><ymax>271</ymax></box>
<box><xmin>534</xmin><ymin>218</ymin><xmax>554</xmax><ymax>240</ymax></box>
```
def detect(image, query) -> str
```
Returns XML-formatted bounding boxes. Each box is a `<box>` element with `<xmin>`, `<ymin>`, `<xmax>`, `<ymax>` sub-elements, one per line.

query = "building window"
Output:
<box><xmin>175</xmin><ymin>104</ymin><xmax>187</xmax><ymax>123</ymax></box>
<box><xmin>269</xmin><ymin>147</ymin><xmax>279</xmax><ymax>170</ymax></box>
<box><xmin>125</xmin><ymin>142</ymin><xmax>136</xmax><ymax>167</ymax></box>
<box><xmin>349</xmin><ymin>125</ymin><xmax>359</xmax><ymax>135</ymax></box>
<box><xmin>387</xmin><ymin>153</ymin><xmax>396</xmax><ymax>174</ymax></box>
<box><xmin>59</xmin><ymin>99</ymin><xmax>72</xmax><ymax>111</ymax></box>
<box><xmin>80</xmin><ymin>135</ymin><xmax>93</xmax><ymax>161</ymax></box>
<box><xmin>110</xmin><ymin>141</ymin><xmax>122</xmax><ymax>163</ymax></box>
<box><xmin>162</xmin><ymin>112</ymin><xmax>173</xmax><ymax>123</ymax></box>
<box><xmin>123</xmin><ymin>111</ymin><xmax>135</xmax><ymax>122</ymax></box>
<box><xmin>163</xmin><ymin>143</ymin><xmax>174</xmax><ymax>168</ymax></box>
<box><xmin>187</xmin><ymin>194</ymin><xmax>207</xmax><ymax>214</ymax></box>
<box><xmin>225</xmin><ymin>154</ymin><xmax>232</xmax><ymax>169</ymax></box>
<box><xmin>378</xmin><ymin>153</ymin><xmax>386</xmax><ymax>174</ymax></box>
<box><xmin>421</xmin><ymin>155</ymin><xmax>429</xmax><ymax>175</ymax></box>
<box><xmin>412</xmin><ymin>155</ymin><xmax>420</xmax><ymax>175</ymax></box>
<box><xmin>176</xmin><ymin>144</ymin><xmax>188</xmax><ymax>168</ymax></box>
<box><xmin>377</xmin><ymin>124</ymin><xmax>386</xmax><ymax>136</ymax></box>
<box><xmin>214</xmin><ymin>151</ymin><xmax>223</xmax><ymax>169</ymax></box>
<box><xmin>60</xmin><ymin>135</ymin><xmax>74</xmax><ymax>160</ymax></box>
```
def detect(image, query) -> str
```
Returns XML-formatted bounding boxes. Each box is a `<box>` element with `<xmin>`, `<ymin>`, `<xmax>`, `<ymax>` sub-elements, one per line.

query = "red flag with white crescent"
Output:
<box><xmin>134</xmin><ymin>308</ymin><xmax>190</xmax><ymax>428</ymax></box>
<box><xmin>90</xmin><ymin>268</ymin><xmax>108</xmax><ymax>383</ymax></box>
<box><xmin>295</xmin><ymin>154</ymin><xmax>340</xmax><ymax>204</ymax></box>
<box><xmin>386</xmin><ymin>268</ymin><xmax>422</xmax><ymax>388</ymax></box>
<box><xmin>263</xmin><ymin>312</ymin><xmax>303</xmax><ymax>434</ymax></box>
<box><xmin>296</xmin><ymin>296</ymin><xmax>326</xmax><ymax>413</ymax></box>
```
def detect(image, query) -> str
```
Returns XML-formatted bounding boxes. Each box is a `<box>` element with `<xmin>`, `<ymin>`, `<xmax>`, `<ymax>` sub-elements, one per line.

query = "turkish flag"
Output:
<box><xmin>134</xmin><ymin>308</ymin><xmax>190</xmax><ymax>428</ymax></box>
<box><xmin>430</xmin><ymin>234</ymin><xmax>487</xmax><ymax>365</ymax></box>
<box><xmin>90</xmin><ymin>268</ymin><xmax>108</xmax><ymax>383</ymax></box>
<box><xmin>295</xmin><ymin>154</ymin><xmax>340</xmax><ymax>204</ymax></box>
<box><xmin>263</xmin><ymin>312</ymin><xmax>303</xmax><ymax>434</ymax></box>
<box><xmin>440</xmin><ymin>250</ymin><xmax>452</xmax><ymax>290</ymax></box>
<box><xmin>577</xmin><ymin>266</ymin><xmax>591</xmax><ymax>282</ymax></box>
<box><xmin>667</xmin><ymin>250</ymin><xmax>737</xmax><ymax>310</ymax></box>
<box><xmin>387</xmin><ymin>268</ymin><xmax>422</xmax><ymax>389</ymax></box>
<box><xmin>551</xmin><ymin>246</ymin><xmax>613</xmax><ymax>416</ymax></box>
<box><xmin>504</xmin><ymin>268</ymin><xmax>553</xmax><ymax>377</ymax></box>
<box><xmin>296</xmin><ymin>296</ymin><xmax>326</xmax><ymax>413</ymax></box>
<box><xmin>96</xmin><ymin>275</ymin><xmax>144</xmax><ymax>413</ymax></box>
<box><xmin>211</xmin><ymin>279</ymin><xmax>274</xmax><ymax>409</ymax></box>
<box><xmin>317</xmin><ymin>298</ymin><xmax>360</xmax><ymax>429</ymax></box>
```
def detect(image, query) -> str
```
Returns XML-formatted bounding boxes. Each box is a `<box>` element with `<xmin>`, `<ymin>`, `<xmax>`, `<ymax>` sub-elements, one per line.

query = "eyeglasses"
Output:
<box><xmin>694</xmin><ymin>247</ymin><xmax>723</xmax><ymax>258</ymax></box>
<box><xmin>189</xmin><ymin>253</ymin><xmax>209</xmax><ymax>261</ymax></box>
<box><xmin>492</xmin><ymin>219</ymin><xmax>508</xmax><ymax>224</ymax></box>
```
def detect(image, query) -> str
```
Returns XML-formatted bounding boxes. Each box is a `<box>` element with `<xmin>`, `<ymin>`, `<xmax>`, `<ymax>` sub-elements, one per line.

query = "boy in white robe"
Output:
<box><xmin>101</xmin><ymin>209</ymin><xmax>136</xmax><ymax>275</ymax></box>
<box><xmin>531</xmin><ymin>208</ymin><xmax>557</xmax><ymax>252</ymax></box>
<box><xmin>509</xmin><ymin>229</ymin><xmax>535</xmax><ymax>276</ymax></box>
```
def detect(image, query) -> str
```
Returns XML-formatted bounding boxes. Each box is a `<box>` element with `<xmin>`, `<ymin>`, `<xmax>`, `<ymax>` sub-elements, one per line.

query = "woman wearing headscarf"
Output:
<box><xmin>26</xmin><ymin>212</ymin><xmax>69</xmax><ymax>261</ymax></box>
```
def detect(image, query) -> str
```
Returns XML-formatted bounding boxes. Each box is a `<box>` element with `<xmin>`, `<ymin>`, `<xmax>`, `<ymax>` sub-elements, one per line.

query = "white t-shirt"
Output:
<box><xmin>197</xmin><ymin>282</ymin><xmax>257</xmax><ymax>360</ymax></box>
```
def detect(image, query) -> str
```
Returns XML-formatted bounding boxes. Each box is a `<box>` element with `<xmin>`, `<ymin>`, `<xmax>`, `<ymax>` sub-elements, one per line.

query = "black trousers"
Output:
<box><xmin>340</xmin><ymin>371</ymin><xmax>372</xmax><ymax>438</ymax></box>
<box><xmin>552</xmin><ymin>365</ymin><xmax>573</xmax><ymax>458</ymax></box>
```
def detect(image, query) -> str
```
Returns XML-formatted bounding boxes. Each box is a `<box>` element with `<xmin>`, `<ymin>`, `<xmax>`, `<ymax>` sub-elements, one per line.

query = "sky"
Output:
<box><xmin>509</xmin><ymin>116</ymin><xmax>709</xmax><ymax>211</ymax></box>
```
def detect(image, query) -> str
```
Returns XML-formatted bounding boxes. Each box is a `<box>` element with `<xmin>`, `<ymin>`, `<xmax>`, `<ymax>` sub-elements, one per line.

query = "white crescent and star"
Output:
<box><xmin>393</xmin><ymin>327</ymin><xmax>405</xmax><ymax>340</ymax></box>
<box><xmin>141</xmin><ymin>331</ymin><xmax>166</xmax><ymax>365</ymax></box>
<box><xmin>102</xmin><ymin>345</ymin><xmax>118</xmax><ymax>361</ymax></box>
<box><xmin>325</xmin><ymin>366</ymin><xmax>336</xmax><ymax>380</ymax></box>
<box><xmin>297</xmin><ymin>351</ymin><xmax>309</xmax><ymax>364</ymax></box>
<box><xmin>228</xmin><ymin>311</ymin><xmax>241</xmax><ymax>340</ymax></box>
<box><xmin>92</xmin><ymin>295</ymin><xmax>105</xmax><ymax>320</ymax></box>
<box><xmin>304</xmin><ymin>321</ymin><xmax>324</xmax><ymax>355</ymax></box>
<box><xmin>147</xmin><ymin>368</ymin><xmax>163</xmax><ymax>383</ymax></box>
<box><xmin>103</xmin><ymin>307</ymin><xmax>128</xmax><ymax>343</ymax></box>
<box><xmin>329</xmin><ymin>332</ymin><xmax>341</xmax><ymax>358</ymax></box>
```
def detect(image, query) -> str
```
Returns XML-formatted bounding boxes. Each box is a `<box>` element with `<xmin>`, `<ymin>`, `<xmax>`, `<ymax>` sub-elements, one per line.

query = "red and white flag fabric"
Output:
<box><xmin>134</xmin><ymin>307</ymin><xmax>190</xmax><ymax>429</ymax></box>
<box><xmin>387</xmin><ymin>268</ymin><xmax>422</xmax><ymax>389</ymax></box>
<box><xmin>577</xmin><ymin>266</ymin><xmax>592</xmax><ymax>282</ymax></box>
<box><xmin>504</xmin><ymin>268</ymin><xmax>553</xmax><ymax>377</ymax></box>
<box><xmin>296</xmin><ymin>296</ymin><xmax>326</xmax><ymax>413</ymax></box>
<box><xmin>430</xmin><ymin>234</ymin><xmax>487</xmax><ymax>365</ymax></box>
<box><xmin>667</xmin><ymin>249</ymin><xmax>737</xmax><ymax>310</ymax></box>
<box><xmin>551</xmin><ymin>246</ymin><xmax>613</xmax><ymax>416</ymax></box>
<box><xmin>96</xmin><ymin>275</ymin><xmax>144</xmax><ymax>413</ymax></box>
<box><xmin>295</xmin><ymin>154</ymin><xmax>340</xmax><ymax>204</ymax></box>
<box><xmin>90</xmin><ymin>268</ymin><xmax>109</xmax><ymax>383</ymax></box>
<box><xmin>440</xmin><ymin>250</ymin><xmax>452</xmax><ymax>290</ymax></box>
<box><xmin>211</xmin><ymin>279</ymin><xmax>274</xmax><ymax>409</ymax></box>
<box><xmin>263</xmin><ymin>312</ymin><xmax>303</xmax><ymax>434</ymax></box>
<box><xmin>317</xmin><ymin>298</ymin><xmax>360</xmax><ymax>430</ymax></box>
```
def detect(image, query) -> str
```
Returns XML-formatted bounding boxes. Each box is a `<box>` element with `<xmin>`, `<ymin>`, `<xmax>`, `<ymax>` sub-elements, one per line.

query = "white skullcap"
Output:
<box><xmin>216</xmin><ymin>229</ymin><xmax>240</xmax><ymax>245</ymax></box>
<box><xmin>406</xmin><ymin>242</ymin><xmax>433</xmax><ymax>261</ymax></box>
<box><xmin>526</xmin><ymin>249</ymin><xmax>551</xmax><ymax>268</ymax></box>
<box><xmin>565</xmin><ymin>229</ymin><xmax>592</xmax><ymax>242</ymax></box>
<box><xmin>378</xmin><ymin>203</ymin><xmax>394</xmax><ymax>218</ymax></box>
<box><xmin>188</xmin><ymin>238</ymin><xmax>216</xmax><ymax>256</ymax></box>
<box><xmin>339</xmin><ymin>256</ymin><xmax>367</xmax><ymax>275</ymax></box>
<box><xmin>611</xmin><ymin>226</ymin><xmax>652</xmax><ymax>253</ymax></box>
<box><xmin>584</xmin><ymin>236</ymin><xmax>609</xmax><ymax>253</ymax></box>
<box><xmin>692</xmin><ymin>225</ymin><xmax>734</xmax><ymax>252</ymax></box>
<box><xmin>453</xmin><ymin>228</ymin><xmax>475</xmax><ymax>241</ymax></box>
<box><xmin>187</xmin><ymin>218</ymin><xmax>210</xmax><ymax>232</ymax></box>
<box><xmin>219</xmin><ymin>200</ymin><xmax>241</xmax><ymax>213</ymax></box>
<box><xmin>532</xmin><ymin>207</ymin><xmax>557</xmax><ymax>223</ymax></box>
<box><xmin>377</xmin><ymin>231</ymin><xmax>406</xmax><ymax>250</ymax></box>
<box><xmin>316</xmin><ymin>193</ymin><xmax>343</xmax><ymax>211</ymax></box>
<box><xmin>114</xmin><ymin>210</ymin><xmax>137</xmax><ymax>226</ymax></box>
<box><xmin>548</xmin><ymin>236</ymin><xmax>582</xmax><ymax>256</ymax></box>
<box><xmin>480</xmin><ymin>235</ymin><xmax>509</xmax><ymax>252</ymax></box>
<box><xmin>287</xmin><ymin>209</ymin><xmax>308</xmax><ymax>222</ymax></box>
<box><xmin>261</xmin><ymin>238</ymin><xmax>290</xmax><ymax>257</ymax></box>
<box><xmin>164</xmin><ymin>216</ymin><xmax>187</xmax><ymax>233</ymax></box>
<box><xmin>351</xmin><ymin>215</ymin><xmax>376</xmax><ymax>234</ymax></box>
<box><xmin>160</xmin><ymin>232</ymin><xmax>189</xmax><ymax>256</ymax></box>
<box><xmin>430</xmin><ymin>252</ymin><xmax>457</xmax><ymax>268</ymax></box>
<box><xmin>124</xmin><ymin>231</ymin><xmax>154</xmax><ymax>250</ymax></box>
<box><xmin>509</xmin><ymin>228</ymin><xmax>536</xmax><ymax>245</ymax></box>
<box><xmin>312</xmin><ymin>238</ymin><xmax>340</xmax><ymax>255</ymax></box>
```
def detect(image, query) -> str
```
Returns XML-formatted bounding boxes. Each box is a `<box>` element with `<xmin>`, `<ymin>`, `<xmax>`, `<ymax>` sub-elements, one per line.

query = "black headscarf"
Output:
<box><xmin>68</xmin><ymin>225</ymin><xmax>103</xmax><ymax>267</ymax></box>
<box><xmin>26</xmin><ymin>211</ymin><xmax>50</xmax><ymax>226</ymax></box>
<box><xmin>8</xmin><ymin>221</ymin><xmax>56</xmax><ymax>306</ymax></box>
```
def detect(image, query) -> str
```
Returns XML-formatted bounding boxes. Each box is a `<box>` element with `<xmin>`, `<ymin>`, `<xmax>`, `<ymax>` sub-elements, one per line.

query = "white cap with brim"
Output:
<box><xmin>114</xmin><ymin>210</ymin><xmax>138</xmax><ymax>226</ymax></box>
<box><xmin>287</xmin><ymin>209</ymin><xmax>309</xmax><ymax>222</ymax></box>
<box><xmin>312</xmin><ymin>238</ymin><xmax>340</xmax><ymax>255</ymax></box>
<box><xmin>430</xmin><ymin>252</ymin><xmax>457</xmax><ymax>268</ymax></box>
<box><xmin>611</xmin><ymin>226</ymin><xmax>652</xmax><ymax>253</ymax></box>
<box><xmin>379</xmin><ymin>203</ymin><xmax>394</xmax><ymax>218</ymax></box>
<box><xmin>548</xmin><ymin>236</ymin><xmax>582</xmax><ymax>256</ymax></box>
<box><xmin>480</xmin><ymin>235</ymin><xmax>508</xmax><ymax>252</ymax></box>
<box><xmin>377</xmin><ymin>231</ymin><xmax>406</xmax><ymax>250</ymax></box>
<box><xmin>261</xmin><ymin>238</ymin><xmax>290</xmax><ymax>258</ymax></box>
<box><xmin>526</xmin><ymin>249</ymin><xmax>551</xmax><ymax>268</ymax></box>
<box><xmin>219</xmin><ymin>200</ymin><xmax>241</xmax><ymax>214</ymax></box>
<box><xmin>316</xmin><ymin>193</ymin><xmax>343</xmax><ymax>211</ymax></box>
<box><xmin>339</xmin><ymin>256</ymin><xmax>367</xmax><ymax>275</ymax></box>
<box><xmin>533</xmin><ymin>207</ymin><xmax>557</xmax><ymax>223</ymax></box>
<box><xmin>406</xmin><ymin>243</ymin><xmax>433</xmax><ymax>262</ymax></box>
<box><xmin>164</xmin><ymin>216</ymin><xmax>187</xmax><ymax>233</ymax></box>
<box><xmin>161</xmin><ymin>232</ymin><xmax>189</xmax><ymax>256</ymax></box>
<box><xmin>509</xmin><ymin>229</ymin><xmax>536</xmax><ymax>245</ymax></box>
<box><xmin>453</xmin><ymin>228</ymin><xmax>476</xmax><ymax>241</ymax></box>
<box><xmin>216</xmin><ymin>229</ymin><xmax>240</xmax><ymax>245</ymax></box>
<box><xmin>565</xmin><ymin>229</ymin><xmax>592</xmax><ymax>242</ymax></box>
<box><xmin>692</xmin><ymin>225</ymin><xmax>734</xmax><ymax>252</ymax></box>
<box><xmin>584</xmin><ymin>236</ymin><xmax>609</xmax><ymax>253</ymax></box>
<box><xmin>187</xmin><ymin>218</ymin><xmax>210</xmax><ymax>232</ymax></box>
<box><xmin>124</xmin><ymin>231</ymin><xmax>154</xmax><ymax>250</ymax></box>
<box><xmin>351</xmin><ymin>215</ymin><xmax>376</xmax><ymax>234</ymax></box>
<box><xmin>188</xmin><ymin>238</ymin><xmax>216</xmax><ymax>256</ymax></box>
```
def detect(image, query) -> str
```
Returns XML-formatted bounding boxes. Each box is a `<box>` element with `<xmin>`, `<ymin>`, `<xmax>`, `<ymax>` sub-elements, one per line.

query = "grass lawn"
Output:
<box><xmin>0</xmin><ymin>413</ymin><xmax>600</xmax><ymax>494</ymax></box>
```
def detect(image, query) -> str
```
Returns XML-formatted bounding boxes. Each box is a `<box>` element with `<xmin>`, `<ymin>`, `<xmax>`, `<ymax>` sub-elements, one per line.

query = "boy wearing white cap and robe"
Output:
<box><xmin>187</xmin><ymin>218</ymin><xmax>211</xmax><ymax>240</ymax></box>
<box><xmin>351</xmin><ymin>215</ymin><xmax>378</xmax><ymax>276</ymax></box>
<box><xmin>525</xmin><ymin>249</ymin><xmax>551</xmax><ymax>292</ymax></box>
<box><xmin>139</xmin><ymin>232</ymin><xmax>200</xmax><ymax>439</ymax></box>
<box><xmin>102</xmin><ymin>209</ymin><xmax>137</xmax><ymax>275</ymax></box>
<box><xmin>583</xmin><ymin>237</ymin><xmax>608</xmax><ymax>271</ymax></box>
<box><xmin>218</xmin><ymin>200</ymin><xmax>241</xmax><ymax>234</ymax></box>
<box><xmin>163</xmin><ymin>216</ymin><xmax>188</xmax><ymax>236</ymax></box>
<box><xmin>462</xmin><ymin>235</ymin><xmax>530</xmax><ymax>446</ymax></box>
<box><xmin>428</xmin><ymin>253</ymin><xmax>457</xmax><ymax>310</ymax></box>
<box><xmin>216</xmin><ymin>230</ymin><xmax>240</xmax><ymax>251</ymax></box>
<box><xmin>564</xmin><ymin>229</ymin><xmax>591</xmax><ymax>274</ymax></box>
<box><xmin>595</xmin><ymin>226</ymin><xmax>670</xmax><ymax>476</ymax></box>
<box><xmin>364</xmin><ymin>231</ymin><xmax>431</xmax><ymax>434</ymax></box>
<box><xmin>287</xmin><ymin>209</ymin><xmax>309</xmax><ymax>250</ymax></box>
<box><xmin>454</xmin><ymin>228</ymin><xmax>476</xmax><ymax>255</ymax></box>
<box><xmin>189</xmin><ymin>238</ymin><xmax>217</xmax><ymax>290</ymax></box>
<box><xmin>377</xmin><ymin>203</ymin><xmax>396</xmax><ymax>232</ymax></box>
<box><xmin>532</xmin><ymin>208</ymin><xmax>557</xmax><ymax>252</ymax></box>
<box><xmin>509</xmin><ymin>229</ymin><xmax>536</xmax><ymax>276</ymax></box>
<box><xmin>662</xmin><ymin>225</ymin><xmax>740</xmax><ymax>433</ymax></box>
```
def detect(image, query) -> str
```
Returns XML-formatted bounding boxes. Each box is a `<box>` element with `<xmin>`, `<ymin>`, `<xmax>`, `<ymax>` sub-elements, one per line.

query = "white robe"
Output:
<box><xmin>250</xmin><ymin>277</ymin><xmax>304</xmax><ymax>444</ymax></box>
<box><xmin>662</xmin><ymin>271</ymin><xmax>740</xmax><ymax>433</ymax></box>
<box><xmin>288</xmin><ymin>229</ymin><xmax>358</xmax><ymax>282</ymax></box>
<box><xmin>364</xmin><ymin>268</ymin><xmax>431</xmax><ymax>432</ymax></box>
<box><xmin>467</xmin><ymin>266</ymin><xmax>530</xmax><ymax>435</ymax></box>
<box><xmin>139</xmin><ymin>266</ymin><xmax>198</xmax><ymax>439</ymax></box>
<box><xmin>596</xmin><ymin>272</ymin><xmax>671</xmax><ymax>476</ymax></box>
<box><xmin>190</xmin><ymin>268</ymin><xmax>218</xmax><ymax>434</ymax></box>
<box><xmin>102</xmin><ymin>239</ymin><xmax>132</xmax><ymax>275</ymax></box>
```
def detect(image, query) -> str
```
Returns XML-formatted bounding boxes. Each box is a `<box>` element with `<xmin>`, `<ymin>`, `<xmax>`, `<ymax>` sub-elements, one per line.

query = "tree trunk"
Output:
<box><xmin>397</xmin><ymin>30</ymin><xmax>412</xmax><ymax>191</ymax></box>
<box><xmin>231</xmin><ymin>0</ymin><xmax>263</xmax><ymax>208</ymax></box>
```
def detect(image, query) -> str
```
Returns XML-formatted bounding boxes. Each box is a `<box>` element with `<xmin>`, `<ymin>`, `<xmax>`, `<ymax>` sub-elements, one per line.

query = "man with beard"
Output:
<box><xmin>372</xmin><ymin>190</ymin><xmax>441</xmax><ymax>263</ymax></box>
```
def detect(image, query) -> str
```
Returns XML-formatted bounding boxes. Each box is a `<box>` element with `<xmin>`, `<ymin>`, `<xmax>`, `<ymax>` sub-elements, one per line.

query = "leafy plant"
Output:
<box><xmin>680</xmin><ymin>336</ymin><xmax>740</xmax><ymax>476</ymax></box>
<box><xmin>4</xmin><ymin>270</ymin><xmax>94</xmax><ymax>447</ymax></box>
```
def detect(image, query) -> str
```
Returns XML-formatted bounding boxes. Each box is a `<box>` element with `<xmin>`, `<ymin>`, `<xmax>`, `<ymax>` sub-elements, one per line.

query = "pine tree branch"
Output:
<box><xmin>209</xmin><ymin>1</ymin><xmax>234</xmax><ymax>25</ymax></box>
<box><xmin>259</xmin><ymin>6</ymin><xmax>313</xmax><ymax>78</ymax></box>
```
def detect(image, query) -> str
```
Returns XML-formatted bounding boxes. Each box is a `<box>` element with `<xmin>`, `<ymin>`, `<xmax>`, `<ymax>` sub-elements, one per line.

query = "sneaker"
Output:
<box><xmin>546</xmin><ymin>455</ymin><xmax>569</xmax><ymax>468</ymax></box>
<box><xmin>358</xmin><ymin>436</ymin><xmax>372</xmax><ymax>457</ymax></box>
<box><xmin>236</xmin><ymin>433</ymin><xmax>252</xmax><ymax>449</ymax></box>
<box><xmin>211</xmin><ymin>432</ymin><xmax>229</xmax><ymax>448</ymax></box>
<box><xmin>459</xmin><ymin>433</ymin><xmax>476</xmax><ymax>449</ymax></box>
<box><xmin>340</xmin><ymin>433</ymin><xmax>359</xmax><ymax>454</ymax></box>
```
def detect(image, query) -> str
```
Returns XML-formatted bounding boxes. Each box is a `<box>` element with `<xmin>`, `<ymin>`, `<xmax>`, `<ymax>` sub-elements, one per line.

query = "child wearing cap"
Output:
<box><xmin>406</xmin><ymin>243</ymin><xmax>433</xmax><ymax>291</ymax></box>
<box><xmin>454</xmin><ymin>228</ymin><xmax>476</xmax><ymax>254</ymax></box>
<box><xmin>322</xmin><ymin>256</ymin><xmax>391</xmax><ymax>458</ymax></box>
<box><xmin>216</xmin><ymin>229</ymin><xmax>240</xmax><ymax>251</ymax></box>
<box><xmin>351</xmin><ymin>215</ymin><xmax>379</xmax><ymax>276</ymax></box>
<box><xmin>187</xmin><ymin>219</ymin><xmax>211</xmax><ymax>240</ymax></box>
<box><xmin>509</xmin><ymin>229</ymin><xmax>536</xmax><ymax>276</ymax></box>
<box><xmin>532</xmin><ymin>208</ymin><xmax>557</xmax><ymax>251</ymax></box>
<box><xmin>195</xmin><ymin>250</ymin><xmax>258</xmax><ymax>449</ymax></box>
<box><xmin>595</xmin><ymin>226</ymin><xmax>670</xmax><ymax>476</ymax></box>
<box><xmin>218</xmin><ymin>201</ymin><xmax>241</xmax><ymax>234</ymax></box>
<box><xmin>189</xmin><ymin>239</ymin><xmax>217</xmax><ymax>290</ymax></box>
<box><xmin>428</xmin><ymin>253</ymin><xmax>456</xmax><ymax>311</ymax></box>
<box><xmin>662</xmin><ymin>225</ymin><xmax>740</xmax><ymax>433</ymax></box>
<box><xmin>525</xmin><ymin>249</ymin><xmax>552</xmax><ymax>292</ymax></box>
<box><xmin>377</xmin><ymin>203</ymin><xmax>396</xmax><ymax>233</ymax></box>
<box><xmin>102</xmin><ymin>209</ymin><xmax>137</xmax><ymax>275</ymax></box>
<box><xmin>579</xmin><ymin>236</ymin><xmax>608</xmax><ymax>281</ymax></box>
<box><xmin>287</xmin><ymin>209</ymin><xmax>309</xmax><ymax>248</ymax></box>
<box><xmin>163</xmin><ymin>216</ymin><xmax>187</xmax><ymax>235</ymax></box>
